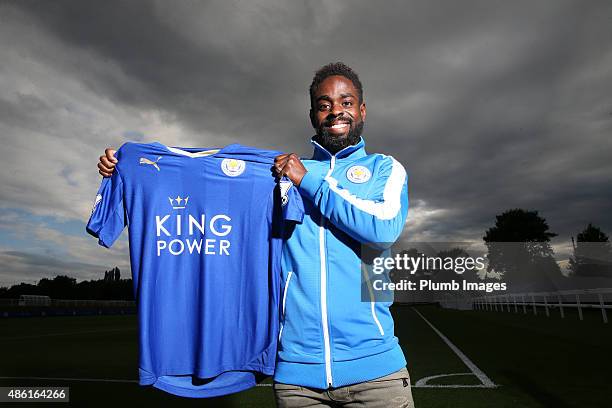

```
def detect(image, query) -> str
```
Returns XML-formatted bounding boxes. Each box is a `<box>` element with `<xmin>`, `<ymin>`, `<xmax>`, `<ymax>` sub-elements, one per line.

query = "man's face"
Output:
<box><xmin>311</xmin><ymin>75</ymin><xmax>366</xmax><ymax>154</ymax></box>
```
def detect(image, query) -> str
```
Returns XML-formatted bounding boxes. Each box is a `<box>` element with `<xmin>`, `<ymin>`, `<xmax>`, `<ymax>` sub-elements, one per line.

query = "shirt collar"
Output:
<box><xmin>310</xmin><ymin>136</ymin><xmax>367</xmax><ymax>161</ymax></box>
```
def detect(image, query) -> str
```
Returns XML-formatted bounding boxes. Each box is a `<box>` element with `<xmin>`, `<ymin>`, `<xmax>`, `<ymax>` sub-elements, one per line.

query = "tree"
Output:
<box><xmin>38</xmin><ymin>275</ymin><xmax>77</xmax><ymax>299</ymax></box>
<box><xmin>569</xmin><ymin>223</ymin><xmax>612</xmax><ymax>277</ymax></box>
<box><xmin>483</xmin><ymin>208</ymin><xmax>560</xmax><ymax>290</ymax></box>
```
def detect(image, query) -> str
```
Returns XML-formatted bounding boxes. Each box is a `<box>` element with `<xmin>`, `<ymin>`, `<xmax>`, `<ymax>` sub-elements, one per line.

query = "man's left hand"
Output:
<box><xmin>274</xmin><ymin>153</ymin><xmax>307</xmax><ymax>186</ymax></box>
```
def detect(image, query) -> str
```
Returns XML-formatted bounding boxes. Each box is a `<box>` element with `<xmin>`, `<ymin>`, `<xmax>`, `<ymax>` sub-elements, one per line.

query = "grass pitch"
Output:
<box><xmin>1</xmin><ymin>304</ymin><xmax>610</xmax><ymax>407</ymax></box>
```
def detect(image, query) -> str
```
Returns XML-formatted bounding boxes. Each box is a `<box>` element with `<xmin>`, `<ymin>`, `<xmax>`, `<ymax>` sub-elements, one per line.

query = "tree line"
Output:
<box><xmin>0</xmin><ymin>267</ymin><xmax>134</xmax><ymax>300</ymax></box>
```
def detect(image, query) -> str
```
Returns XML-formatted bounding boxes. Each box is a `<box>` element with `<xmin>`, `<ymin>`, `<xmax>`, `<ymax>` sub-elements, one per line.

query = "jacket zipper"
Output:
<box><xmin>278</xmin><ymin>271</ymin><xmax>293</xmax><ymax>341</ymax></box>
<box><xmin>320</xmin><ymin>156</ymin><xmax>335</xmax><ymax>386</ymax></box>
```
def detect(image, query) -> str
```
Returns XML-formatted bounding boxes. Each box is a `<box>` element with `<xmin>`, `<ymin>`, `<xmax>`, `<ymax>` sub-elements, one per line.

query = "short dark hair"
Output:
<box><xmin>309</xmin><ymin>62</ymin><xmax>363</xmax><ymax>107</ymax></box>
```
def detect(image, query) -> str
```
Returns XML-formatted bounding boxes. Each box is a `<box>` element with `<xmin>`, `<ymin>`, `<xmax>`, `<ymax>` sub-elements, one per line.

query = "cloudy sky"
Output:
<box><xmin>1</xmin><ymin>0</ymin><xmax>611</xmax><ymax>286</ymax></box>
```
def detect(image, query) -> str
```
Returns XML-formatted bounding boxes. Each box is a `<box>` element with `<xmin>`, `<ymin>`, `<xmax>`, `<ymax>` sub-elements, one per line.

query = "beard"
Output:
<box><xmin>313</xmin><ymin>118</ymin><xmax>364</xmax><ymax>154</ymax></box>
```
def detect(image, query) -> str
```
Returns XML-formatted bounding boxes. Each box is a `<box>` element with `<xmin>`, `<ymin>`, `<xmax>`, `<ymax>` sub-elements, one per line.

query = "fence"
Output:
<box><xmin>0</xmin><ymin>298</ymin><xmax>135</xmax><ymax>307</ymax></box>
<box><xmin>0</xmin><ymin>298</ymin><xmax>136</xmax><ymax>317</ymax></box>
<box><xmin>469</xmin><ymin>288</ymin><xmax>612</xmax><ymax>323</ymax></box>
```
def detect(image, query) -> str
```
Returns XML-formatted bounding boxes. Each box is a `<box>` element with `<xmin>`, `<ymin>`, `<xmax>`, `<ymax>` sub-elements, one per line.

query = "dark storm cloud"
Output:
<box><xmin>1</xmin><ymin>0</ymin><xmax>611</xmax><ymax>285</ymax></box>
<box><xmin>6</xmin><ymin>0</ymin><xmax>319</xmax><ymax>151</ymax></box>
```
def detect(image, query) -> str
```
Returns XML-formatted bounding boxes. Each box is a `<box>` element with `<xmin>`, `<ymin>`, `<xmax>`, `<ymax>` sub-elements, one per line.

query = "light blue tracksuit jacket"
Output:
<box><xmin>275</xmin><ymin>136</ymin><xmax>409</xmax><ymax>389</ymax></box>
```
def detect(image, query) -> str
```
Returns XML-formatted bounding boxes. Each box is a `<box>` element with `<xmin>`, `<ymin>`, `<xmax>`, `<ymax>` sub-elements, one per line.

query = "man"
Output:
<box><xmin>97</xmin><ymin>62</ymin><xmax>413</xmax><ymax>408</ymax></box>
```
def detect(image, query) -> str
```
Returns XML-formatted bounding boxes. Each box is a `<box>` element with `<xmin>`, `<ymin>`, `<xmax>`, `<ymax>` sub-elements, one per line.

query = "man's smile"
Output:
<box><xmin>325</xmin><ymin>120</ymin><xmax>351</xmax><ymax>134</ymax></box>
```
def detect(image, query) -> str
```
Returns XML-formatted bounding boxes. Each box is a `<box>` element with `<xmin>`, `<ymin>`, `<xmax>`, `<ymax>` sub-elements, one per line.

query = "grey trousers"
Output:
<box><xmin>273</xmin><ymin>367</ymin><xmax>415</xmax><ymax>408</ymax></box>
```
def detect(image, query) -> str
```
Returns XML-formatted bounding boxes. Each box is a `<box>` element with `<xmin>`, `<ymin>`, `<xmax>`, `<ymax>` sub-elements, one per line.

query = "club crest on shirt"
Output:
<box><xmin>279</xmin><ymin>180</ymin><xmax>292</xmax><ymax>206</ymax></box>
<box><xmin>221</xmin><ymin>159</ymin><xmax>246</xmax><ymax>177</ymax></box>
<box><xmin>346</xmin><ymin>165</ymin><xmax>371</xmax><ymax>184</ymax></box>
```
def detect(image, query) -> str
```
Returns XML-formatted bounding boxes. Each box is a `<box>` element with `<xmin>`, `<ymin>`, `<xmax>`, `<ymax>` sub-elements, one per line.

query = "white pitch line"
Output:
<box><xmin>412</xmin><ymin>308</ymin><xmax>497</xmax><ymax>388</ymax></box>
<box><xmin>414</xmin><ymin>373</ymin><xmax>493</xmax><ymax>388</ymax></box>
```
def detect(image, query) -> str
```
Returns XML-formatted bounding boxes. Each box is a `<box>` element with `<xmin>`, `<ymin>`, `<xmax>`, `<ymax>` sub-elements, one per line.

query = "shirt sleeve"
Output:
<box><xmin>86</xmin><ymin>170</ymin><xmax>126</xmax><ymax>248</ymax></box>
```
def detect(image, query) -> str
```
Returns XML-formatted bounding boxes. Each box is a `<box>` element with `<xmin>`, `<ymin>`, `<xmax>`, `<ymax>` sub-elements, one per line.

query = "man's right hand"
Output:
<box><xmin>98</xmin><ymin>148</ymin><xmax>118</xmax><ymax>177</ymax></box>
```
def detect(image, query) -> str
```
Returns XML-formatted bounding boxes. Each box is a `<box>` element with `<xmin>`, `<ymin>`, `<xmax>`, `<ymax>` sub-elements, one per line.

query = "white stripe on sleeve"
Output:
<box><xmin>324</xmin><ymin>157</ymin><xmax>406</xmax><ymax>220</ymax></box>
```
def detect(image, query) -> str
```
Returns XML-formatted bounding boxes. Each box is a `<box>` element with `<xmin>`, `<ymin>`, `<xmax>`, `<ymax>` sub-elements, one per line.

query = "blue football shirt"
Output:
<box><xmin>86</xmin><ymin>142</ymin><xmax>304</xmax><ymax>398</ymax></box>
